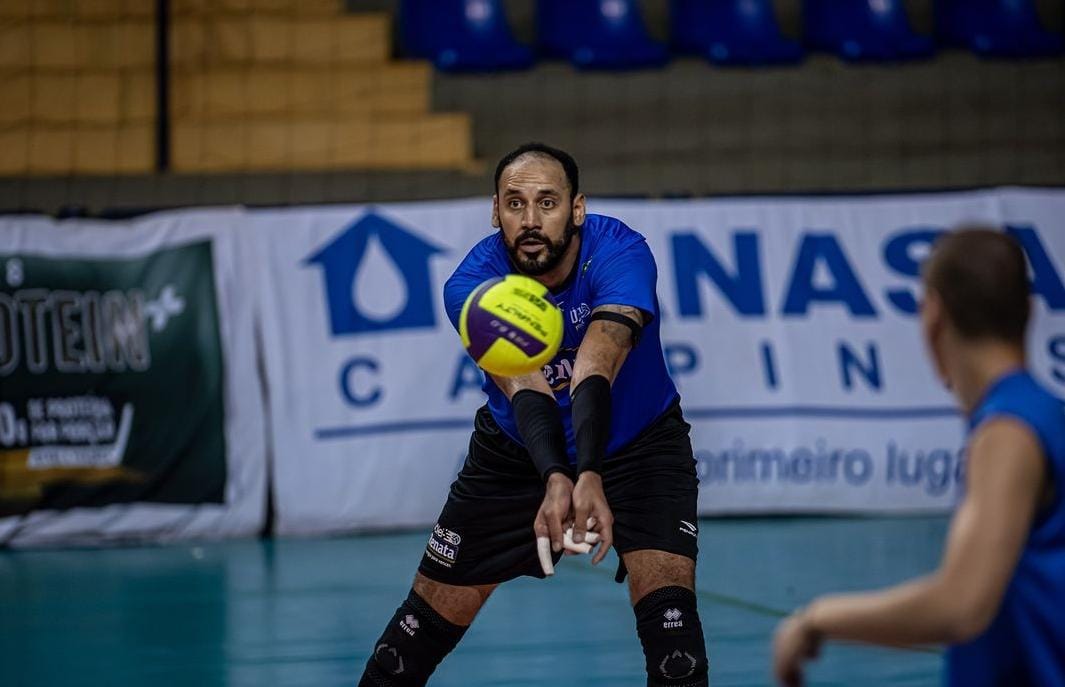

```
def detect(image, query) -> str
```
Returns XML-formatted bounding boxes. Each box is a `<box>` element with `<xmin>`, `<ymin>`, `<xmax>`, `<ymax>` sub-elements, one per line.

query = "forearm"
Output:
<box><xmin>805</xmin><ymin>574</ymin><xmax>970</xmax><ymax>646</ymax></box>
<box><xmin>570</xmin><ymin>309</ymin><xmax>640</xmax><ymax>389</ymax></box>
<box><xmin>492</xmin><ymin>373</ymin><xmax>571</xmax><ymax>481</ymax></box>
<box><xmin>569</xmin><ymin>308</ymin><xmax>640</xmax><ymax>474</ymax></box>
<box><xmin>492</xmin><ymin>371</ymin><xmax>553</xmax><ymax>400</ymax></box>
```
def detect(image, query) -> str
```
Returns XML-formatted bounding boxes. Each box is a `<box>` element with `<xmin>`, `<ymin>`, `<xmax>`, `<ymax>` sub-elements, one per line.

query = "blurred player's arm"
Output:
<box><xmin>773</xmin><ymin>417</ymin><xmax>1047</xmax><ymax>685</ymax></box>
<box><xmin>566</xmin><ymin>304</ymin><xmax>645</xmax><ymax>564</ymax></box>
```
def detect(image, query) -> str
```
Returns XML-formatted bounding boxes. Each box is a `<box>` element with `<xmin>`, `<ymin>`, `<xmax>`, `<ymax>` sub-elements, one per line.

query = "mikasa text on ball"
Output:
<box><xmin>459</xmin><ymin>274</ymin><xmax>564</xmax><ymax>377</ymax></box>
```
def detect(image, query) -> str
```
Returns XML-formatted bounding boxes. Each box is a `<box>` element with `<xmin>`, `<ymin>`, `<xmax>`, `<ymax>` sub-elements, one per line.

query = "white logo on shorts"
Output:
<box><xmin>426</xmin><ymin>523</ymin><xmax>462</xmax><ymax>568</ymax></box>
<box><xmin>434</xmin><ymin>524</ymin><xmax>462</xmax><ymax>546</ymax></box>
<box><xmin>679</xmin><ymin>520</ymin><xmax>698</xmax><ymax>538</ymax></box>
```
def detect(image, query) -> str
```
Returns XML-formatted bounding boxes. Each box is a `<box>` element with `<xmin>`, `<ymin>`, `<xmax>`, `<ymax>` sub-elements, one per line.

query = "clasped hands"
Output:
<box><xmin>534</xmin><ymin>471</ymin><xmax>614</xmax><ymax>575</ymax></box>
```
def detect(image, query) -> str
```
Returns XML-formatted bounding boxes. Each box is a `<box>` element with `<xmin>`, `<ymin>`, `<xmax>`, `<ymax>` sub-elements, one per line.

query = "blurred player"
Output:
<box><xmin>773</xmin><ymin>228</ymin><xmax>1065</xmax><ymax>686</ymax></box>
<box><xmin>357</xmin><ymin>143</ymin><xmax>709</xmax><ymax>686</ymax></box>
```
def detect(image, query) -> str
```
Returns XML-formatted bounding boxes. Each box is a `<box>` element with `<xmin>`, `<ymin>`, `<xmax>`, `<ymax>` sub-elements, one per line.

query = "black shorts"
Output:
<box><xmin>419</xmin><ymin>400</ymin><xmax>700</xmax><ymax>587</ymax></box>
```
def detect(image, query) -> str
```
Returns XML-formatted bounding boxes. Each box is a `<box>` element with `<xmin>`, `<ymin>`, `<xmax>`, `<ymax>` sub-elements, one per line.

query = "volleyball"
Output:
<box><xmin>459</xmin><ymin>274</ymin><xmax>564</xmax><ymax>377</ymax></box>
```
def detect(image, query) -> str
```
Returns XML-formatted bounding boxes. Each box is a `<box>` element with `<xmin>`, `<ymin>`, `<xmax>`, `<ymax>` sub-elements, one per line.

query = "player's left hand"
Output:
<box><xmin>772</xmin><ymin>610</ymin><xmax>822</xmax><ymax>687</ymax></box>
<box><xmin>571</xmin><ymin>471</ymin><xmax>614</xmax><ymax>565</ymax></box>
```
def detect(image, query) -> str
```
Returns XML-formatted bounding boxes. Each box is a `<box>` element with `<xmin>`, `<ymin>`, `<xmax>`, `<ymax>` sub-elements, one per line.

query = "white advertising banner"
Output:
<box><xmin>0</xmin><ymin>209</ymin><xmax>267</xmax><ymax>546</ymax></box>
<box><xmin>252</xmin><ymin>188</ymin><xmax>1065</xmax><ymax>535</ymax></box>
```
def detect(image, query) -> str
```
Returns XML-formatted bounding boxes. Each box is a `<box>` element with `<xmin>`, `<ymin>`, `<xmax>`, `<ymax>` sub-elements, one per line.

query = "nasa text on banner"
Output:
<box><xmin>251</xmin><ymin>189</ymin><xmax>1065</xmax><ymax>535</ymax></box>
<box><xmin>0</xmin><ymin>209</ymin><xmax>266</xmax><ymax>546</ymax></box>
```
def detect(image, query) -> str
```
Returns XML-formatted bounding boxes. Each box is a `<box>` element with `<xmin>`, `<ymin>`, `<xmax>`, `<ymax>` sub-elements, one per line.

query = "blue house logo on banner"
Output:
<box><xmin>306</xmin><ymin>212</ymin><xmax>446</xmax><ymax>336</ymax></box>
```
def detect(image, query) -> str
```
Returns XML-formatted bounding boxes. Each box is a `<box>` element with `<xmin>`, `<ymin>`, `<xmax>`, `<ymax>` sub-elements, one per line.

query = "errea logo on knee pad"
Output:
<box><xmin>663</xmin><ymin>608</ymin><xmax>684</xmax><ymax>629</ymax></box>
<box><xmin>399</xmin><ymin>614</ymin><xmax>420</xmax><ymax>636</ymax></box>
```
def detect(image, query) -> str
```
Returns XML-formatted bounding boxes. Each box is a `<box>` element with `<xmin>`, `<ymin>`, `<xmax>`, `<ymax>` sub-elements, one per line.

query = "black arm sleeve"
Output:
<box><xmin>511</xmin><ymin>390</ymin><xmax>572</xmax><ymax>482</ymax></box>
<box><xmin>571</xmin><ymin>374</ymin><xmax>611</xmax><ymax>475</ymax></box>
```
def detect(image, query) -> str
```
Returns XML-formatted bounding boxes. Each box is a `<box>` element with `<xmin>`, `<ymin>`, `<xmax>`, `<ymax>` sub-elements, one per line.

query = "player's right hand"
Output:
<box><xmin>535</xmin><ymin>472</ymin><xmax>575</xmax><ymax>556</ymax></box>
<box><xmin>571</xmin><ymin>471</ymin><xmax>614</xmax><ymax>566</ymax></box>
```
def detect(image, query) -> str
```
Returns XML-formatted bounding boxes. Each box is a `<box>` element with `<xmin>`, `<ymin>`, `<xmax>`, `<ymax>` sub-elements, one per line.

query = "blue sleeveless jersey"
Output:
<box><xmin>443</xmin><ymin>214</ymin><xmax>679</xmax><ymax>461</ymax></box>
<box><xmin>947</xmin><ymin>370</ymin><xmax>1065</xmax><ymax>687</ymax></box>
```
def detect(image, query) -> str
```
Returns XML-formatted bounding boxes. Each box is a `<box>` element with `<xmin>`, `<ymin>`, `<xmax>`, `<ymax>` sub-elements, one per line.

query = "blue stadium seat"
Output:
<box><xmin>538</xmin><ymin>0</ymin><xmax>669</xmax><ymax>70</ymax></box>
<box><xmin>935</xmin><ymin>0</ymin><xmax>1064</xmax><ymax>58</ymax></box>
<box><xmin>671</xmin><ymin>0</ymin><xmax>804</xmax><ymax>66</ymax></box>
<box><xmin>803</xmin><ymin>0</ymin><xmax>935</xmax><ymax>62</ymax></box>
<box><xmin>398</xmin><ymin>0</ymin><xmax>534</xmax><ymax>72</ymax></box>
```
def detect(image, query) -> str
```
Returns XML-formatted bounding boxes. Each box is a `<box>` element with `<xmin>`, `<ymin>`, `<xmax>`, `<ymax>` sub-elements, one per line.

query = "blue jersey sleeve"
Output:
<box><xmin>443</xmin><ymin>265</ymin><xmax>483</xmax><ymax>332</ymax></box>
<box><xmin>589</xmin><ymin>238</ymin><xmax>659</xmax><ymax>321</ymax></box>
<box><xmin>443</xmin><ymin>237</ymin><xmax>507</xmax><ymax>332</ymax></box>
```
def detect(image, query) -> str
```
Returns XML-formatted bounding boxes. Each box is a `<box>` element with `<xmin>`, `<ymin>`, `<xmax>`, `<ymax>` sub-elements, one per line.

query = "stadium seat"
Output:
<box><xmin>671</xmin><ymin>0</ymin><xmax>804</xmax><ymax>66</ymax></box>
<box><xmin>803</xmin><ymin>0</ymin><xmax>935</xmax><ymax>62</ymax></box>
<box><xmin>935</xmin><ymin>0</ymin><xmax>1064</xmax><ymax>58</ymax></box>
<box><xmin>398</xmin><ymin>0</ymin><xmax>534</xmax><ymax>72</ymax></box>
<box><xmin>538</xmin><ymin>0</ymin><xmax>669</xmax><ymax>70</ymax></box>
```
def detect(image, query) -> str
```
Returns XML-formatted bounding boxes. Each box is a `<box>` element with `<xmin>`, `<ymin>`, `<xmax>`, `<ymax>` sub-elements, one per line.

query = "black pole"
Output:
<box><xmin>155</xmin><ymin>0</ymin><xmax>170</xmax><ymax>172</ymax></box>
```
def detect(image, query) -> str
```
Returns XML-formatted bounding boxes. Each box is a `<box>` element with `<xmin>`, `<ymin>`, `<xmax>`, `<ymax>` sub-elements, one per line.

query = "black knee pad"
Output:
<box><xmin>359</xmin><ymin>590</ymin><xmax>467</xmax><ymax>687</ymax></box>
<box><xmin>634</xmin><ymin>586</ymin><xmax>709</xmax><ymax>687</ymax></box>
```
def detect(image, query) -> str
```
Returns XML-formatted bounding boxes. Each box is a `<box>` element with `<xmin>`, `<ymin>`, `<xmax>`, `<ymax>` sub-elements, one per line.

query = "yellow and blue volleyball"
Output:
<box><xmin>459</xmin><ymin>274</ymin><xmax>564</xmax><ymax>377</ymax></box>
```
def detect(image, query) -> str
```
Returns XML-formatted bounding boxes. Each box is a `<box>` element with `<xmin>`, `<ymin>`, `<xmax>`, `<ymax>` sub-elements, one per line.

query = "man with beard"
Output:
<box><xmin>357</xmin><ymin>143</ymin><xmax>708</xmax><ymax>687</ymax></box>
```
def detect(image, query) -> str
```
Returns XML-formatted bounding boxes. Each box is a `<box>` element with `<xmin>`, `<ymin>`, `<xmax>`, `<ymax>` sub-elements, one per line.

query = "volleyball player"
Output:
<box><xmin>773</xmin><ymin>228</ymin><xmax>1065</xmax><ymax>686</ymax></box>
<box><xmin>357</xmin><ymin>143</ymin><xmax>710</xmax><ymax>687</ymax></box>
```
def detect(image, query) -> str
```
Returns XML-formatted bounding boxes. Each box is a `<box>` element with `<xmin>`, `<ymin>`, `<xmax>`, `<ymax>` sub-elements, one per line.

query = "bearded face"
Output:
<box><xmin>503</xmin><ymin>218</ymin><xmax>579</xmax><ymax>276</ymax></box>
<box><xmin>493</xmin><ymin>153</ymin><xmax>586</xmax><ymax>282</ymax></box>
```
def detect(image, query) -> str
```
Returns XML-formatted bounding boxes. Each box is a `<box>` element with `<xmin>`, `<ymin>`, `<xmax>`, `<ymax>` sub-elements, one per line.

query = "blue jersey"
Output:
<box><xmin>443</xmin><ymin>214</ymin><xmax>679</xmax><ymax>461</ymax></box>
<box><xmin>947</xmin><ymin>370</ymin><xmax>1065</xmax><ymax>687</ymax></box>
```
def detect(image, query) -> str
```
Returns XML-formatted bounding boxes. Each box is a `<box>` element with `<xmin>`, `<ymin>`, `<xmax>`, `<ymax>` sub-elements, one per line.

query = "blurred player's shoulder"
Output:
<box><xmin>975</xmin><ymin>371</ymin><xmax>1062</xmax><ymax>421</ymax></box>
<box><xmin>972</xmin><ymin>370</ymin><xmax>1065</xmax><ymax>459</ymax></box>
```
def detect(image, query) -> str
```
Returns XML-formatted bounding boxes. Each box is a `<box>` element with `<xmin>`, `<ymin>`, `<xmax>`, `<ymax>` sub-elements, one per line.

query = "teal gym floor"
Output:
<box><xmin>0</xmin><ymin>516</ymin><xmax>948</xmax><ymax>687</ymax></box>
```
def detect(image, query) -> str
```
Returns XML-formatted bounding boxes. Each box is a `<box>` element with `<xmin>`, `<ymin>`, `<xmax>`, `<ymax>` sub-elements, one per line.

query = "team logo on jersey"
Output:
<box><xmin>542</xmin><ymin>348</ymin><xmax>578</xmax><ymax>390</ymax></box>
<box><xmin>569</xmin><ymin>302</ymin><xmax>592</xmax><ymax>329</ymax></box>
<box><xmin>306</xmin><ymin>212</ymin><xmax>446</xmax><ymax>336</ymax></box>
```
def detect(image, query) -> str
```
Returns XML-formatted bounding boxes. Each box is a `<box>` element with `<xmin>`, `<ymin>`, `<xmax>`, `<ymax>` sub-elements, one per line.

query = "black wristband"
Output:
<box><xmin>571</xmin><ymin>374</ymin><xmax>611</xmax><ymax>475</ymax></box>
<box><xmin>511</xmin><ymin>389</ymin><xmax>573</xmax><ymax>482</ymax></box>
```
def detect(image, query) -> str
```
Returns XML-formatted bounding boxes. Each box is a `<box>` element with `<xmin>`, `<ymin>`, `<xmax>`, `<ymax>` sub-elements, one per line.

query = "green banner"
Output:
<box><xmin>0</xmin><ymin>241</ymin><xmax>226</xmax><ymax>517</ymax></box>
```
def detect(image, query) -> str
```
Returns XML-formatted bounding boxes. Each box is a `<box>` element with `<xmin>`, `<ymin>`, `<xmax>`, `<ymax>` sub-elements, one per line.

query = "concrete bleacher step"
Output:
<box><xmin>0</xmin><ymin>0</ymin><xmax>153</xmax><ymax>20</ymax></box>
<box><xmin>171</xmin><ymin>114</ymin><xmax>473</xmax><ymax>172</ymax></box>
<box><xmin>1</xmin><ymin>70</ymin><xmax>154</xmax><ymax>126</ymax></box>
<box><xmin>0</xmin><ymin>20</ymin><xmax>154</xmax><ymax>69</ymax></box>
<box><xmin>171</xmin><ymin>13</ymin><xmax>392</xmax><ymax>67</ymax></box>
<box><xmin>0</xmin><ymin>4</ymin><xmax>477</xmax><ymax>178</ymax></box>
<box><xmin>0</xmin><ymin>0</ymin><xmax>341</xmax><ymax>19</ymax></box>
<box><xmin>0</xmin><ymin>124</ymin><xmax>154</xmax><ymax>175</ymax></box>
<box><xmin>171</xmin><ymin>63</ymin><xmax>430</xmax><ymax>120</ymax></box>
<box><xmin>171</xmin><ymin>0</ymin><xmax>346</xmax><ymax>17</ymax></box>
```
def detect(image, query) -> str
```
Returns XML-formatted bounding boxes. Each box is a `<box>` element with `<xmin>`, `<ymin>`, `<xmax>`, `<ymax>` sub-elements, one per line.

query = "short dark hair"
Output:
<box><xmin>494</xmin><ymin>142</ymin><xmax>580</xmax><ymax>198</ymax></box>
<box><xmin>923</xmin><ymin>226</ymin><xmax>1030</xmax><ymax>344</ymax></box>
